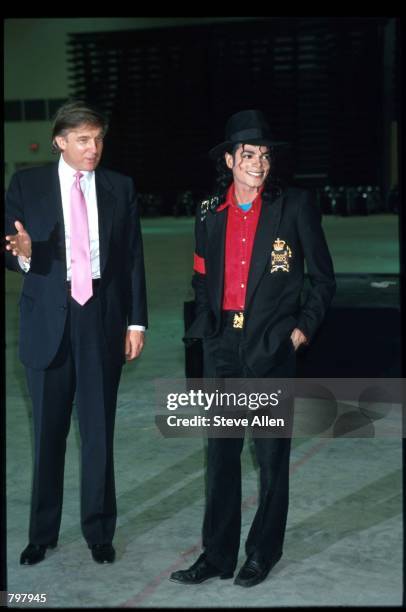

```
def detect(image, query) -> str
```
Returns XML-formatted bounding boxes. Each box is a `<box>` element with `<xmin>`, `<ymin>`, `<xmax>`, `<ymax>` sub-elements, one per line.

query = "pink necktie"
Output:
<box><xmin>70</xmin><ymin>171</ymin><xmax>93</xmax><ymax>305</ymax></box>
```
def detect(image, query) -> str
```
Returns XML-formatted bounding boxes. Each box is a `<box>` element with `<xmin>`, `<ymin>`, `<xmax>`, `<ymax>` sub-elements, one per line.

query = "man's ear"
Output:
<box><xmin>54</xmin><ymin>135</ymin><xmax>67</xmax><ymax>151</ymax></box>
<box><xmin>225</xmin><ymin>152</ymin><xmax>233</xmax><ymax>169</ymax></box>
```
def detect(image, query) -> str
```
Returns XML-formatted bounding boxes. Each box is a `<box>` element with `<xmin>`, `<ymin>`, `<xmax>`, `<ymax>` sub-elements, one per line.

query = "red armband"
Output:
<box><xmin>193</xmin><ymin>252</ymin><xmax>206</xmax><ymax>274</ymax></box>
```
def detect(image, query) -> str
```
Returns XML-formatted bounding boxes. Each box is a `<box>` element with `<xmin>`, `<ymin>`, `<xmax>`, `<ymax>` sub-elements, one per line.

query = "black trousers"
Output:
<box><xmin>25</xmin><ymin>289</ymin><xmax>122</xmax><ymax>547</ymax></box>
<box><xmin>202</xmin><ymin>316</ymin><xmax>295</xmax><ymax>573</ymax></box>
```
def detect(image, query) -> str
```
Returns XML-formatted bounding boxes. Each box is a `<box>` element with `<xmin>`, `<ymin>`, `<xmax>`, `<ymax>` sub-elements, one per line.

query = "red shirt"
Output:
<box><xmin>220</xmin><ymin>184</ymin><xmax>262</xmax><ymax>311</ymax></box>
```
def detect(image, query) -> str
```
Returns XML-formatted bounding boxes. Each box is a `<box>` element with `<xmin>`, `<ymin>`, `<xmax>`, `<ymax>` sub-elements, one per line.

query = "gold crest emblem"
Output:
<box><xmin>270</xmin><ymin>238</ymin><xmax>292</xmax><ymax>273</ymax></box>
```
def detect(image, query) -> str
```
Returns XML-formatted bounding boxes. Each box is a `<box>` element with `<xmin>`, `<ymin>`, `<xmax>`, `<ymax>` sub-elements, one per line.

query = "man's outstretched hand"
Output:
<box><xmin>5</xmin><ymin>221</ymin><xmax>32</xmax><ymax>260</ymax></box>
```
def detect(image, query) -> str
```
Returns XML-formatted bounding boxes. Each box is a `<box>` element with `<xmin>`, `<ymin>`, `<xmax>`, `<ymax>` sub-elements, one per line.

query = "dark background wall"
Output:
<box><xmin>64</xmin><ymin>17</ymin><xmax>398</xmax><ymax>212</ymax></box>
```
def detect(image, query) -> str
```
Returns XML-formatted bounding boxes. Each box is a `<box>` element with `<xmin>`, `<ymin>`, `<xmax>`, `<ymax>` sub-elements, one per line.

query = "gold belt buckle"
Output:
<box><xmin>233</xmin><ymin>312</ymin><xmax>244</xmax><ymax>329</ymax></box>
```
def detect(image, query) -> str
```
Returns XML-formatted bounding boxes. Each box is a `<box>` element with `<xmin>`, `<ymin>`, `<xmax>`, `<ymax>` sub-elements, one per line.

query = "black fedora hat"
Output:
<box><xmin>209</xmin><ymin>109</ymin><xmax>288</xmax><ymax>159</ymax></box>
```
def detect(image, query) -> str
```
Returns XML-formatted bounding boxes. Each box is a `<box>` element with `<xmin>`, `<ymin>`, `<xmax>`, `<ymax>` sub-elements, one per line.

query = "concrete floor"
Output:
<box><xmin>5</xmin><ymin>214</ymin><xmax>402</xmax><ymax>607</ymax></box>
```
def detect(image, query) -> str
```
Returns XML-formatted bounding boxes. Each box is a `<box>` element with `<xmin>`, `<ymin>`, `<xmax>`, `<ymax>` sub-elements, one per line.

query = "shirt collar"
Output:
<box><xmin>58</xmin><ymin>154</ymin><xmax>94</xmax><ymax>183</ymax></box>
<box><xmin>216</xmin><ymin>183</ymin><xmax>263</xmax><ymax>213</ymax></box>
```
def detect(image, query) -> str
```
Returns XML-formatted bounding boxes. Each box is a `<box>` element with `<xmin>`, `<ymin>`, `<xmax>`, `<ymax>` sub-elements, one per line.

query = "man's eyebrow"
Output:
<box><xmin>241</xmin><ymin>148</ymin><xmax>269</xmax><ymax>154</ymax></box>
<box><xmin>76</xmin><ymin>134</ymin><xmax>103</xmax><ymax>140</ymax></box>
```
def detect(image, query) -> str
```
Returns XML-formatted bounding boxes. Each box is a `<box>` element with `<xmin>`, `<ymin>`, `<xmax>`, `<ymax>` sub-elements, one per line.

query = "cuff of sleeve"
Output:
<box><xmin>18</xmin><ymin>256</ymin><xmax>31</xmax><ymax>273</ymax></box>
<box><xmin>128</xmin><ymin>325</ymin><xmax>146</xmax><ymax>331</ymax></box>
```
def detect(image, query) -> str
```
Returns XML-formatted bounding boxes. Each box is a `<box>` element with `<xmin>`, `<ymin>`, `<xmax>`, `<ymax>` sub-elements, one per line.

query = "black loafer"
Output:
<box><xmin>90</xmin><ymin>543</ymin><xmax>115</xmax><ymax>564</ymax></box>
<box><xmin>169</xmin><ymin>553</ymin><xmax>233</xmax><ymax>584</ymax></box>
<box><xmin>234</xmin><ymin>551</ymin><xmax>282</xmax><ymax>587</ymax></box>
<box><xmin>20</xmin><ymin>542</ymin><xmax>57</xmax><ymax>566</ymax></box>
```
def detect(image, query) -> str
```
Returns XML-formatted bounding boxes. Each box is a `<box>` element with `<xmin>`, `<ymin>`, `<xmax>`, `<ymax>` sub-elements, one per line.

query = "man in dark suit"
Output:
<box><xmin>170</xmin><ymin>110</ymin><xmax>335</xmax><ymax>587</ymax></box>
<box><xmin>5</xmin><ymin>101</ymin><xmax>148</xmax><ymax>565</ymax></box>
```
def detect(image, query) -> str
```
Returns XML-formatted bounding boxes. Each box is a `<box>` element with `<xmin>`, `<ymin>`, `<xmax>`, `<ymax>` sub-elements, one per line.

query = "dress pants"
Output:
<box><xmin>25</xmin><ymin>287</ymin><xmax>122</xmax><ymax>547</ymax></box>
<box><xmin>202</xmin><ymin>316</ymin><xmax>295</xmax><ymax>573</ymax></box>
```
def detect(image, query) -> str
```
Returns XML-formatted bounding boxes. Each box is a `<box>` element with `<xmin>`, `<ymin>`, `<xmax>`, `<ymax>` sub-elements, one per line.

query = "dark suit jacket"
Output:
<box><xmin>185</xmin><ymin>187</ymin><xmax>336</xmax><ymax>377</ymax></box>
<box><xmin>5</xmin><ymin>162</ymin><xmax>148</xmax><ymax>370</ymax></box>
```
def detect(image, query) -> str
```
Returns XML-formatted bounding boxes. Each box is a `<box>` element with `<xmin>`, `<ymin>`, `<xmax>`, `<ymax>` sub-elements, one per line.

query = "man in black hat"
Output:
<box><xmin>169</xmin><ymin>109</ymin><xmax>335</xmax><ymax>587</ymax></box>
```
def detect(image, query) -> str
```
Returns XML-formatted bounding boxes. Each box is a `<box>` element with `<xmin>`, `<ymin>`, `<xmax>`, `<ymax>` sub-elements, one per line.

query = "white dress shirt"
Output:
<box><xmin>58</xmin><ymin>154</ymin><xmax>101</xmax><ymax>281</ymax></box>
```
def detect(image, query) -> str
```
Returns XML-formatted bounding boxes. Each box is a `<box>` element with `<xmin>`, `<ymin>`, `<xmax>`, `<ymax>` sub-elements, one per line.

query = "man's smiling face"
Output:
<box><xmin>225</xmin><ymin>144</ymin><xmax>271</xmax><ymax>194</ymax></box>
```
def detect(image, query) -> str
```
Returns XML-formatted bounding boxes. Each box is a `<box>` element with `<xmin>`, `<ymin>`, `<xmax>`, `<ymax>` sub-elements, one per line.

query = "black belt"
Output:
<box><xmin>221</xmin><ymin>310</ymin><xmax>245</xmax><ymax>330</ymax></box>
<box><xmin>66</xmin><ymin>278</ymin><xmax>101</xmax><ymax>295</ymax></box>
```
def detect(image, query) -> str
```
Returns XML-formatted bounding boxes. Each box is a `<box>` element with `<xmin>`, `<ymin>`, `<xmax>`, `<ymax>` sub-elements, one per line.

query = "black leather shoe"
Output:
<box><xmin>90</xmin><ymin>543</ymin><xmax>115</xmax><ymax>564</ymax></box>
<box><xmin>20</xmin><ymin>542</ymin><xmax>57</xmax><ymax>566</ymax></box>
<box><xmin>169</xmin><ymin>553</ymin><xmax>233</xmax><ymax>584</ymax></box>
<box><xmin>234</xmin><ymin>551</ymin><xmax>282</xmax><ymax>587</ymax></box>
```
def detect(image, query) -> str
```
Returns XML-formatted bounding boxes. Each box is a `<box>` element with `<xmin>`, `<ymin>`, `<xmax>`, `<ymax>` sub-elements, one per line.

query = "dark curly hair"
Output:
<box><xmin>212</xmin><ymin>143</ymin><xmax>283</xmax><ymax>205</ymax></box>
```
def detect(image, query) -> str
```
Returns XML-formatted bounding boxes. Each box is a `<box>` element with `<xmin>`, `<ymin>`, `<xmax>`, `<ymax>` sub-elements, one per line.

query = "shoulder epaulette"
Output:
<box><xmin>199</xmin><ymin>196</ymin><xmax>220</xmax><ymax>221</ymax></box>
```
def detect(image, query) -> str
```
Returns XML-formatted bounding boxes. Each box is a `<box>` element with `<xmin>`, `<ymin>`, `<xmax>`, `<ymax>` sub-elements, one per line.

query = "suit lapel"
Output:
<box><xmin>50</xmin><ymin>162</ymin><xmax>65</xmax><ymax>228</ymax></box>
<box><xmin>37</xmin><ymin>164</ymin><xmax>67</xmax><ymax>278</ymax></box>
<box><xmin>206</xmin><ymin>206</ymin><xmax>228</xmax><ymax>313</ymax></box>
<box><xmin>245</xmin><ymin>193</ymin><xmax>284</xmax><ymax>309</ymax></box>
<box><xmin>95</xmin><ymin>168</ymin><xmax>116</xmax><ymax>275</ymax></box>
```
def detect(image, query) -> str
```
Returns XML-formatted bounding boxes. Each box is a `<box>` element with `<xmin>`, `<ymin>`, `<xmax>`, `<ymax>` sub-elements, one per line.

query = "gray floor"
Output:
<box><xmin>6</xmin><ymin>215</ymin><xmax>402</xmax><ymax>607</ymax></box>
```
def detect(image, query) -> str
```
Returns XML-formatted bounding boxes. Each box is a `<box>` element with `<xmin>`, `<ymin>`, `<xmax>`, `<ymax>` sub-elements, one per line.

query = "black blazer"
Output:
<box><xmin>5</xmin><ymin>163</ymin><xmax>148</xmax><ymax>369</ymax></box>
<box><xmin>185</xmin><ymin>187</ymin><xmax>336</xmax><ymax>376</ymax></box>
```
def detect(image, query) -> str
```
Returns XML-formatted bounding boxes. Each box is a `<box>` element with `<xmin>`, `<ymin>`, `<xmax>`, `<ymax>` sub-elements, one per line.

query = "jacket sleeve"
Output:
<box><xmin>127</xmin><ymin>179</ymin><xmax>148</xmax><ymax>328</ymax></box>
<box><xmin>5</xmin><ymin>172</ymin><xmax>26</xmax><ymax>273</ymax></box>
<box><xmin>295</xmin><ymin>192</ymin><xmax>336</xmax><ymax>341</ymax></box>
<box><xmin>191</xmin><ymin>202</ymin><xmax>211</xmax><ymax>318</ymax></box>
